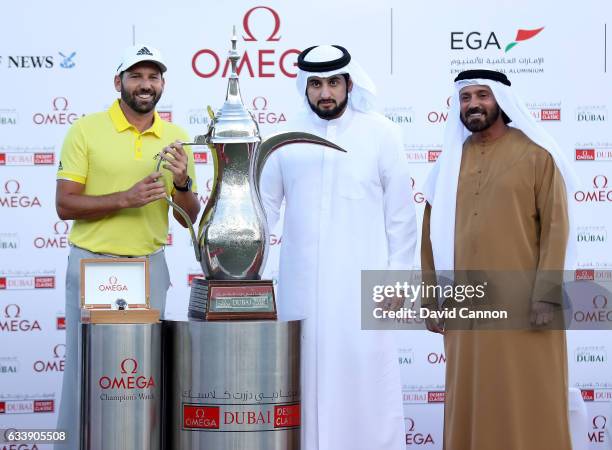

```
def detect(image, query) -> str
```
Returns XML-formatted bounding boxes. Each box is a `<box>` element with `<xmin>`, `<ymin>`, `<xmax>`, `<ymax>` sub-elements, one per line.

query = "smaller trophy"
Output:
<box><xmin>160</xmin><ymin>30</ymin><xmax>344</xmax><ymax>320</ymax></box>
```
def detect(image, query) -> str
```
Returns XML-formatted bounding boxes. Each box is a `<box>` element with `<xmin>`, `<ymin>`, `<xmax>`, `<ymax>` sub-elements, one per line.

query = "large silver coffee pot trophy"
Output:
<box><xmin>159</xmin><ymin>31</ymin><xmax>343</xmax><ymax>320</ymax></box>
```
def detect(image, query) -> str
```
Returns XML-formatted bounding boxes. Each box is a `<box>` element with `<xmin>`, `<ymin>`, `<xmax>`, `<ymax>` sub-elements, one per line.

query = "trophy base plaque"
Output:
<box><xmin>188</xmin><ymin>277</ymin><xmax>277</xmax><ymax>321</ymax></box>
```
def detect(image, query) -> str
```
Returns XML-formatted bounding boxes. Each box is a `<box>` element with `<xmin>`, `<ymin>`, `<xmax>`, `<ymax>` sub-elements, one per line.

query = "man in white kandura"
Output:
<box><xmin>261</xmin><ymin>44</ymin><xmax>417</xmax><ymax>450</ymax></box>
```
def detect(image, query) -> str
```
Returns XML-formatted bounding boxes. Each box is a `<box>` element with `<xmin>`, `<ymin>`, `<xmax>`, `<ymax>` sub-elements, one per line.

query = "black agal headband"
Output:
<box><xmin>454</xmin><ymin>69</ymin><xmax>511</xmax><ymax>86</ymax></box>
<box><xmin>297</xmin><ymin>45</ymin><xmax>351</xmax><ymax>72</ymax></box>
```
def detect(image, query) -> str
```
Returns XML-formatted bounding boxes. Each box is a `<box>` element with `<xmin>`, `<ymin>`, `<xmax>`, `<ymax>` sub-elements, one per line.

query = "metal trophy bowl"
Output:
<box><xmin>160</xmin><ymin>30</ymin><xmax>344</xmax><ymax>320</ymax></box>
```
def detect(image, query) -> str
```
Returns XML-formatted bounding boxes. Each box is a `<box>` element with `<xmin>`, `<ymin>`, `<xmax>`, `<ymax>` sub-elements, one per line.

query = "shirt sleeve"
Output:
<box><xmin>531</xmin><ymin>150</ymin><xmax>569</xmax><ymax>305</ymax></box>
<box><xmin>420</xmin><ymin>202</ymin><xmax>438</xmax><ymax>308</ymax></box>
<box><xmin>260</xmin><ymin>151</ymin><xmax>284</xmax><ymax>231</ymax></box>
<box><xmin>378</xmin><ymin>123</ymin><xmax>417</xmax><ymax>270</ymax></box>
<box><xmin>57</xmin><ymin>120</ymin><xmax>87</xmax><ymax>184</ymax></box>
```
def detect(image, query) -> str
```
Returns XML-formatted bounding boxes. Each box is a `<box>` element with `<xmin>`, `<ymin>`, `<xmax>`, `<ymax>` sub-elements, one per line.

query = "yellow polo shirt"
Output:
<box><xmin>57</xmin><ymin>99</ymin><xmax>198</xmax><ymax>255</ymax></box>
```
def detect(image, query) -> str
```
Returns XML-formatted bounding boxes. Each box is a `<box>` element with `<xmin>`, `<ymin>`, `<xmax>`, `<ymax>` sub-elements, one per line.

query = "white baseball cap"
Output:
<box><xmin>115</xmin><ymin>44</ymin><xmax>167</xmax><ymax>75</ymax></box>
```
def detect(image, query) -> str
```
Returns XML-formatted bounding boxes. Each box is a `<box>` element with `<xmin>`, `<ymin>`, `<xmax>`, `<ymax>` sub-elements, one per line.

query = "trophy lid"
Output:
<box><xmin>207</xmin><ymin>28</ymin><xmax>260</xmax><ymax>144</ymax></box>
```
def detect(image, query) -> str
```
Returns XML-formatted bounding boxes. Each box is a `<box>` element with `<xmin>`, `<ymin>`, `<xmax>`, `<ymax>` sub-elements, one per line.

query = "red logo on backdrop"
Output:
<box><xmin>158</xmin><ymin>111</ymin><xmax>172</xmax><ymax>122</ymax></box>
<box><xmin>428</xmin><ymin>150</ymin><xmax>441</xmax><ymax>162</ymax></box>
<box><xmin>574</xmin><ymin>175</ymin><xmax>612</xmax><ymax>203</ymax></box>
<box><xmin>1</xmin><ymin>179</ymin><xmax>42</xmax><ymax>208</ymax></box>
<box><xmin>53</xmin><ymin>97</ymin><xmax>68</xmax><ymax>111</ymax></box>
<box><xmin>54</xmin><ymin>220</ymin><xmax>70</xmax><ymax>235</ymax></box>
<box><xmin>53</xmin><ymin>344</ymin><xmax>66</xmax><ymax>359</ymax></box>
<box><xmin>57</xmin><ymin>316</ymin><xmax>66</xmax><ymax>329</ymax></box>
<box><xmin>427</xmin><ymin>353</ymin><xmax>446</xmax><ymax>364</ymax></box>
<box><xmin>33</xmin><ymin>97</ymin><xmax>83</xmax><ymax>125</ymax></box>
<box><xmin>192</xmin><ymin>6</ymin><xmax>300</xmax><ymax>79</ymax></box>
<box><xmin>589</xmin><ymin>415</ymin><xmax>608</xmax><ymax>443</ymax></box>
<box><xmin>593</xmin><ymin>295</ymin><xmax>608</xmax><ymax>309</ymax></box>
<box><xmin>427</xmin><ymin>391</ymin><xmax>445</xmax><ymax>403</ymax></box>
<box><xmin>34</xmin><ymin>153</ymin><xmax>55</xmax><ymax>165</ymax></box>
<box><xmin>405</xmin><ymin>418</ymin><xmax>415</xmax><ymax>432</ymax></box>
<box><xmin>251</xmin><ymin>96</ymin><xmax>286</xmax><ymax>125</ymax></box>
<box><xmin>576</xmin><ymin>149</ymin><xmax>596</xmax><ymax>161</ymax></box>
<box><xmin>582</xmin><ymin>389</ymin><xmax>595</xmax><ymax>401</ymax></box>
<box><xmin>34</xmin><ymin>344</ymin><xmax>66</xmax><ymax>372</ymax></box>
<box><xmin>427</xmin><ymin>97</ymin><xmax>451</xmax><ymax>124</ymax></box>
<box><xmin>1</xmin><ymin>303</ymin><xmax>42</xmax><ymax>332</ymax></box>
<box><xmin>0</xmin><ymin>402</ymin><xmax>5</xmax><ymax>413</ymax></box>
<box><xmin>405</xmin><ymin>417</ymin><xmax>435</xmax><ymax>445</ymax></box>
<box><xmin>183</xmin><ymin>405</ymin><xmax>221</xmax><ymax>429</ymax></box>
<box><xmin>593</xmin><ymin>415</ymin><xmax>607</xmax><ymax>429</ymax></box>
<box><xmin>35</xmin><ymin>276</ymin><xmax>55</xmax><ymax>288</ymax></box>
<box><xmin>243</xmin><ymin>6</ymin><xmax>281</xmax><ymax>41</ymax></box>
<box><xmin>575</xmin><ymin>269</ymin><xmax>595</xmax><ymax>280</ymax></box>
<box><xmin>37</xmin><ymin>212</ymin><xmax>68</xmax><ymax>242</ymax></box>
<box><xmin>194</xmin><ymin>152</ymin><xmax>209</xmax><ymax>164</ymax></box>
<box><xmin>273</xmin><ymin>404</ymin><xmax>300</xmax><ymax>428</ymax></box>
<box><xmin>33</xmin><ymin>400</ymin><xmax>54</xmax><ymax>412</ymax></box>
<box><xmin>4</xmin><ymin>304</ymin><xmax>21</xmax><ymax>318</ymax></box>
<box><xmin>0</xmin><ymin>277</ymin><xmax>6</xmax><ymax>289</ymax></box>
<box><xmin>540</xmin><ymin>109</ymin><xmax>561</xmax><ymax>121</ymax></box>
<box><xmin>98</xmin><ymin>358</ymin><xmax>155</xmax><ymax>390</ymax></box>
<box><xmin>410</xmin><ymin>177</ymin><xmax>425</xmax><ymax>204</ymax></box>
<box><xmin>0</xmin><ymin>152</ymin><xmax>54</xmax><ymax>166</ymax></box>
<box><xmin>594</xmin><ymin>175</ymin><xmax>609</xmax><ymax>189</ymax></box>
<box><xmin>4</xmin><ymin>179</ymin><xmax>20</xmax><ymax>193</ymax></box>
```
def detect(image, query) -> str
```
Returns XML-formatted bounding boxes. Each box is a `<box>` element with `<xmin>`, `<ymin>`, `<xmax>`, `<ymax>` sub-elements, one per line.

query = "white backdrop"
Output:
<box><xmin>1</xmin><ymin>1</ymin><xmax>611</xmax><ymax>448</ymax></box>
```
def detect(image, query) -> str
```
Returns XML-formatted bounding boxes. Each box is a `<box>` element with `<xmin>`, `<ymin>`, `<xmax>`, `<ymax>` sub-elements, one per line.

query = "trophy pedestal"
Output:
<box><xmin>162</xmin><ymin>319</ymin><xmax>301</xmax><ymax>450</ymax></box>
<box><xmin>188</xmin><ymin>277</ymin><xmax>277</xmax><ymax>320</ymax></box>
<box><xmin>80</xmin><ymin>322</ymin><xmax>161</xmax><ymax>450</ymax></box>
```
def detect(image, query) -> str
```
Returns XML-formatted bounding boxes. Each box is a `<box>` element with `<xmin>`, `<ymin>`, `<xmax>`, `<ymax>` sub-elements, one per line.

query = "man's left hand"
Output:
<box><xmin>530</xmin><ymin>301</ymin><xmax>556</xmax><ymax>327</ymax></box>
<box><xmin>160</xmin><ymin>141</ymin><xmax>189</xmax><ymax>188</ymax></box>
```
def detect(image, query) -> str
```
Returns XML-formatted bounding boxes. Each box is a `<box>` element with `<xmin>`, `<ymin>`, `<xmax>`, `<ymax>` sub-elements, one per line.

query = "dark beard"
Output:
<box><xmin>120</xmin><ymin>86</ymin><xmax>161</xmax><ymax>114</ymax></box>
<box><xmin>308</xmin><ymin>95</ymin><xmax>349</xmax><ymax>120</ymax></box>
<box><xmin>460</xmin><ymin>104</ymin><xmax>501</xmax><ymax>132</ymax></box>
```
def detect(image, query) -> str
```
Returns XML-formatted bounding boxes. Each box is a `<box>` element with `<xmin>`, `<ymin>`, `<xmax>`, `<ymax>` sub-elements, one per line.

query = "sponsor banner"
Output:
<box><xmin>182</xmin><ymin>402</ymin><xmax>300</xmax><ymax>431</ymax></box>
<box><xmin>0</xmin><ymin>276</ymin><xmax>55</xmax><ymax>290</ymax></box>
<box><xmin>575</xmin><ymin>147</ymin><xmax>612</xmax><ymax>162</ymax></box>
<box><xmin>582</xmin><ymin>389</ymin><xmax>612</xmax><ymax>402</ymax></box>
<box><xmin>0</xmin><ymin>399</ymin><xmax>54</xmax><ymax>414</ymax></box>
<box><xmin>526</xmin><ymin>102</ymin><xmax>561</xmax><ymax>121</ymax></box>
<box><xmin>404</xmin><ymin>147</ymin><xmax>442</xmax><ymax>164</ymax></box>
<box><xmin>191</xmin><ymin>6</ymin><xmax>300</xmax><ymax>79</ymax></box>
<box><xmin>449</xmin><ymin>26</ymin><xmax>548</xmax><ymax>75</ymax></box>
<box><xmin>575</xmin><ymin>105</ymin><xmax>608</xmax><ymax>123</ymax></box>
<box><xmin>0</xmin><ymin>151</ymin><xmax>55</xmax><ymax>166</ymax></box>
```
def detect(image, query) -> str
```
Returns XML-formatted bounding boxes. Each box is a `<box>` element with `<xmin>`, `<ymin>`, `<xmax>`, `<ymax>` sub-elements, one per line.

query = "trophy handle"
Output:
<box><xmin>254</xmin><ymin>132</ymin><xmax>345</xmax><ymax>201</ymax></box>
<box><xmin>155</xmin><ymin>154</ymin><xmax>202</xmax><ymax>262</ymax></box>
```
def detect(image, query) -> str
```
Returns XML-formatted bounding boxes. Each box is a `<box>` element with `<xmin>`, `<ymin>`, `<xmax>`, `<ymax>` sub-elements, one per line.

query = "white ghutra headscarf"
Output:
<box><xmin>295</xmin><ymin>44</ymin><xmax>377</xmax><ymax>113</ymax></box>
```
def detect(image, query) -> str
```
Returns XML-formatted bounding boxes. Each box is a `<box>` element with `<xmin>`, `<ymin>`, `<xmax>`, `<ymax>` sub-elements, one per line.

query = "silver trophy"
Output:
<box><xmin>160</xmin><ymin>31</ymin><xmax>344</xmax><ymax>320</ymax></box>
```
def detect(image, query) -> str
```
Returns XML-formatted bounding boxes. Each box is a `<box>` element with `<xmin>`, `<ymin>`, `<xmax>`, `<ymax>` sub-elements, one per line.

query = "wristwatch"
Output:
<box><xmin>174</xmin><ymin>176</ymin><xmax>192</xmax><ymax>192</ymax></box>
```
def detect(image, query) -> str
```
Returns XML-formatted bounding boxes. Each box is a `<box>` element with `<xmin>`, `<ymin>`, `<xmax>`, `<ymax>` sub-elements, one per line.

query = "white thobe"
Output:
<box><xmin>261</xmin><ymin>106</ymin><xmax>417</xmax><ymax>450</ymax></box>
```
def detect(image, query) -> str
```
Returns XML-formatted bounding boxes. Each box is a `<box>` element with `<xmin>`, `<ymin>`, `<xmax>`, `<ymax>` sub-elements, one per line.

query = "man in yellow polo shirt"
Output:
<box><xmin>54</xmin><ymin>44</ymin><xmax>200</xmax><ymax>448</ymax></box>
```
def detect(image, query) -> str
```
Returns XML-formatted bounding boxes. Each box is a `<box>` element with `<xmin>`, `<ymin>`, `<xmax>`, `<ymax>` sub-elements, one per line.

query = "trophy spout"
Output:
<box><xmin>254</xmin><ymin>131</ymin><xmax>346</xmax><ymax>200</ymax></box>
